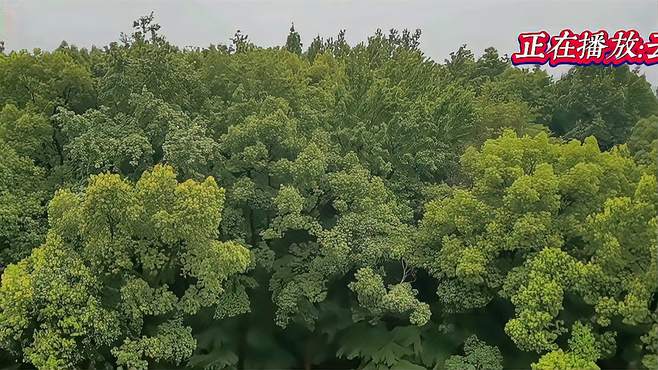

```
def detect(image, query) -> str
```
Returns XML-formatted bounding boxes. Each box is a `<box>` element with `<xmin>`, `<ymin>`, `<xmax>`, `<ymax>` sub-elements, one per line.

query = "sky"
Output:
<box><xmin>1</xmin><ymin>0</ymin><xmax>657</xmax><ymax>85</ymax></box>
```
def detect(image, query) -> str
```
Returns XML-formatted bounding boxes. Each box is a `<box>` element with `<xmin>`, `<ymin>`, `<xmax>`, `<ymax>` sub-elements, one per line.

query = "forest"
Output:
<box><xmin>0</xmin><ymin>14</ymin><xmax>657</xmax><ymax>370</ymax></box>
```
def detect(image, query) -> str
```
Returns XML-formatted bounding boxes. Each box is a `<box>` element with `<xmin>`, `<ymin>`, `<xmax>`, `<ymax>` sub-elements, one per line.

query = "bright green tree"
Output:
<box><xmin>419</xmin><ymin>131</ymin><xmax>656</xmax><ymax>364</ymax></box>
<box><xmin>0</xmin><ymin>165</ymin><xmax>251</xmax><ymax>369</ymax></box>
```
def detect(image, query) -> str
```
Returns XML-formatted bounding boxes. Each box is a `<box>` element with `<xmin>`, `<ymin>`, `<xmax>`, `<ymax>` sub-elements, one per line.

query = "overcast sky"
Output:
<box><xmin>1</xmin><ymin>0</ymin><xmax>657</xmax><ymax>85</ymax></box>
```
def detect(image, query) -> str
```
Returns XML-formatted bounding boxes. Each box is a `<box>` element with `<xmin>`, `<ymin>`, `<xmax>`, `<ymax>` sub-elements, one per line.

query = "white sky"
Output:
<box><xmin>1</xmin><ymin>0</ymin><xmax>657</xmax><ymax>85</ymax></box>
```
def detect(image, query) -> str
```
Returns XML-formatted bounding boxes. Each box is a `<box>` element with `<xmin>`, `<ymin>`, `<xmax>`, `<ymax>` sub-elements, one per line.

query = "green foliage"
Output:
<box><xmin>548</xmin><ymin>66</ymin><xmax>658</xmax><ymax>149</ymax></box>
<box><xmin>0</xmin><ymin>15</ymin><xmax>657</xmax><ymax>369</ymax></box>
<box><xmin>444</xmin><ymin>335</ymin><xmax>503</xmax><ymax>370</ymax></box>
<box><xmin>0</xmin><ymin>165</ymin><xmax>250</xmax><ymax>368</ymax></box>
<box><xmin>285</xmin><ymin>24</ymin><xmax>303</xmax><ymax>56</ymax></box>
<box><xmin>628</xmin><ymin>115</ymin><xmax>658</xmax><ymax>170</ymax></box>
<box><xmin>0</xmin><ymin>140</ymin><xmax>48</xmax><ymax>264</ymax></box>
<box><xmin>531</xmin><ymin>322</ymin><xmax>602</xmax><ymax>370</ymax></box>
<box><xmin>0</xmin><ymin>49</ymin><xmax>95</xmax><ymax>113</ymax></box>
<box><xmin>420</xmin><ymin>131</ymin><xmax>655</xmax><ymax>367</ymax></box>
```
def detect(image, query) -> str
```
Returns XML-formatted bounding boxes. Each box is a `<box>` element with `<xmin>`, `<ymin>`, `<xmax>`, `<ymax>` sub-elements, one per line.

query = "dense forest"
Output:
<box><xmin>0</xmin><ymin>14</ymin><xmax>657</xmax><ymax>369</ymax></box>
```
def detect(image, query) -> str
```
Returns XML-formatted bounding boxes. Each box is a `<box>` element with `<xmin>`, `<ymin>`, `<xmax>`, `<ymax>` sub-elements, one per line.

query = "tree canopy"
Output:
<box><xmin>0</xmin><ymin>16</ymin><xmax>656</xmax><ymax>370</ymax></box>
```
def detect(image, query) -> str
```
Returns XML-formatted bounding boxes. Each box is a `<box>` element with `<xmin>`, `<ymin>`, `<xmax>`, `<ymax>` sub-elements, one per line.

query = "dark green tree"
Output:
<box><xmin>285</xmin><ymin>24</ymin><xmax>303</xmax><ymax>55</ymax></box>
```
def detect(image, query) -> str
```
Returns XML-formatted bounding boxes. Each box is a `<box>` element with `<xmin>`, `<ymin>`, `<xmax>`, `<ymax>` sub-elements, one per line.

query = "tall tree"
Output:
<box><xmin>285</xmin><ymin>23</ymin><xmax>303</xmax><ymax>55</ymax></box>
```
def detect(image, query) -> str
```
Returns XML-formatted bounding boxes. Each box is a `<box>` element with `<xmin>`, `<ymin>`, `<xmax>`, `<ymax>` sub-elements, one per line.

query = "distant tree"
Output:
<box><xmin>548</xmin><ymin>65</ymin><xmax>658</xmax><ymax>149</ymax></box>
<box><xmin>475</xmin><ymin>47</ymin><xmax>508</xmax><ymax>80</ymax></box>
<box><xmin>120</xmin><ymin>11</ymin><xmax>163</xmax><ymax>45</ymax></box>
<box><xmin>285</xmin><ymin>23</ymin><xmax>303</xmax><ymax>55</ymax></box>
<box><xmin>230</xmin><ymin>30</ymin><xmax>254</xmax><ymax>54</ymax></box>
<box><xmin>306</xmin><ymin>35</ymin><xmax>324</xmax><ymax>62</ymax></box>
